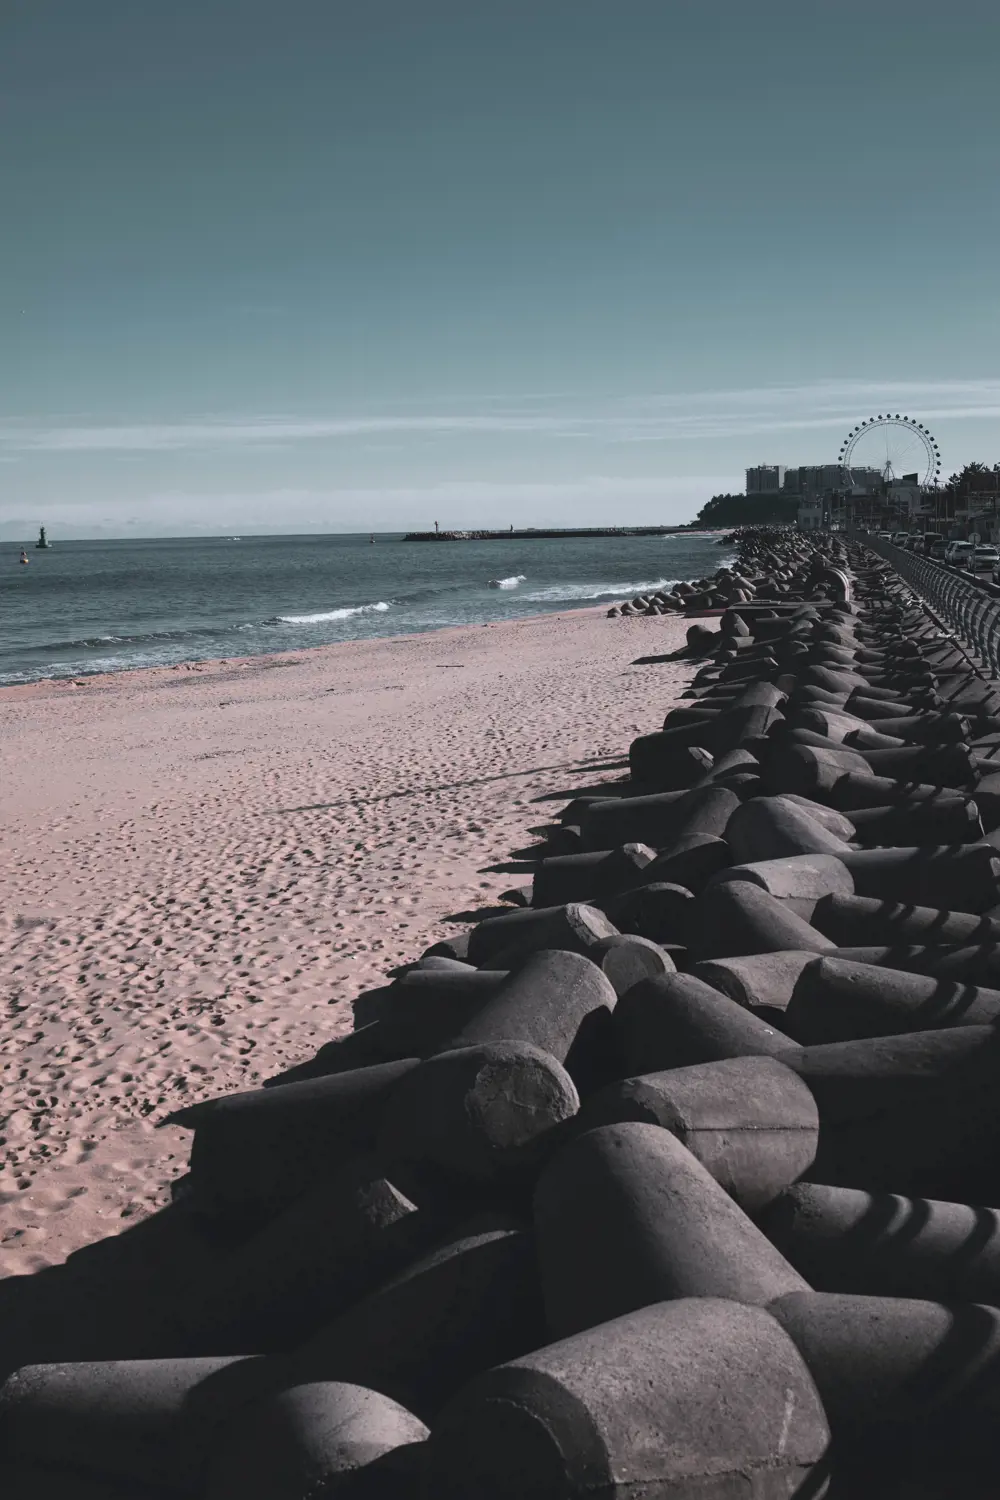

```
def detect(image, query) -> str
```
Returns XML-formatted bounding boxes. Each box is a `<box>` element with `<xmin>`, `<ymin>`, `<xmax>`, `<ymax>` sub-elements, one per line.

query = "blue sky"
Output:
<box><xmin>1</xmin><ymin>0</ymin><xmax>998</xmax><ymax>536</ymax></box>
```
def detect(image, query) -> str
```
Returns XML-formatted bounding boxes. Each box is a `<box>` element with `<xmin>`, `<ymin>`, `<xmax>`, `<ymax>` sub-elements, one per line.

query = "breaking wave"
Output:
<box><xmin>277</xmin><ymin>601</ymin><xmax>392</xmax><ymax>624</ymax></box>
<box><xmin>521</xmin><ymin>578</ymin><xmax>677</xmax><ymax>603</ymax></box>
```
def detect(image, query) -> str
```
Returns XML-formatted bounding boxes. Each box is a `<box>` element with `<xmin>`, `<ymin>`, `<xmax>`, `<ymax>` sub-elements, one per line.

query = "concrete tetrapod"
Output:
<box><xmin>725</xmin><ymin>796</ymin><xmax>853</xmax><ymax>863</ymax></box>
<box><xmin>575</xmin><ymin>791</ymin><xmax>688</xmax><ymax>851</ymax></box>
<box><xmin>709</xmin><ymin>853</ymin><xmax>855</xmax><ymax>910</ymax></box>
<box><xmin>203</xmin><ymin>1381</ymin><xmax>429</xmax><ymax>1500</ymax></box>
<box><xmin>782</xmin><ymin>957</ymin><xmax>1000</xmax><ymax>1044</ymax></box>
<box><xmin>768</xmin><ymin>1291</ymin><xmax>1000</xmax><ymax>1471</ymax></box>
<box><xmin>690</xmin><ymin>951</ymin><xmax>823</xmax><ymax>1015</ymax></box>
<box><xmin>602</xmin><ymin>882</ymin><xmax>695</xmax><ymax>945</ymax></box>
<box><xmin>634</xmin><ymin>834</ymin><xmax>731</xmax><ymax>894</ymax></box>
<box><xmin>577</xmin><ymin>1056</ymin><xmax>818</xmax><ymax>1209</ymax></box>
<box><xmin>533</xmin><ymin>1123</ymin><xmax>809</xmax><ymax>1340</ymax></box>
<box><xmin>761</xmin><ymin>1182</ymin><xmax>1000</xmax><ymax>1305</ymax></box>
<box><xmin>838</xmin><ymin>846</ymin><xmax>1000</xmax><ymax>914</ymax></box>
<box><xmin>586</xmin><ymin>934</ymin><xmax>675</xmax><ymax>996</ymax></box>
<box><xmin>376</xmin><ymin>1042</ymin><xmax>580</xmax><ymax>1182</ymax></box>
<box><xmin>352</xmin><ymin>969</ymin><xmax>507</xmax><ymax>1033</ymax></box>
<box><xmin>776</xmin><ymin>1026</ymin><xmax>1000</xmax><ymax>1125</ymax></box>
<box><xmin>0</xmin><ymin>1356</ymin><xmax>264</xmax><ymax>1494</ymax></box>
<box><xmin>466</xmin><ymin>904</ymin><xmax>617</xmax><ymax>967</ymax></box>
<box><xmin>810</xmin><ymin>893</ymin><xmax>1000</xmax><ymax>948</ymax></box>
<box><xmin>171</xmin><ymin>1157</ymin><xmax>426</xmax><ymax>1355</ymax></box>
<box><xmin>167</xmin><ymin>1059</ymin><xmax>421</xmax><ymax>1223</ymax></box>
<box><xmin>441</xmin><ymin>951</ymin><xmax>617</xmax><ymax>1093</ymax></box>
<box><xmin>425</xmin><ymin>1298</ymin><xmax>831</xmax><ymax>1500</ymax></box>
<box><xmin>530</xmin><ymin>844</ymin><xmax>655</xmax><ymax>909</ymax></box>
<box><xmin>786</xmin><ymin>1034</ymin><xmax>1000</xmax><ymax>1199</ymax></box>
<box><xmin>612</xmin><ymin>972</ymin><xmax>800</xmax><ymax>1075</ymax></box>
<box><xmin>692</xmin><ymin>880</ymin><xmax>835</xmax><ymax>959</ymax></box>
<box><xmin>283</xmin><ymin>1222</ymin><xmax>544</xmax><ymax>1423</ymax></box>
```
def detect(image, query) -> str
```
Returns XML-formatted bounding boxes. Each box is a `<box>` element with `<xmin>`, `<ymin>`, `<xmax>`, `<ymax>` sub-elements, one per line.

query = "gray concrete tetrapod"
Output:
<box><xmin>602</xmin><ymin>882</ymin><xmax>695</xmax><ymax>944</ymax></box>
<box><xmin>466</xmin><ymin>903</ymin><xmax>618</xmax><ymax>967</ymax></box>
<box><xmin>376</xmin><ymin>1042</ymin><xmax>580</xmax><ymax>1181</ymax></box>
<box><xmin>425</xmin><ymin>1298</ymin><xmax>830</xmax><ymax>1500</ymax></box>
<box><xmin>533</xmin><ymin>1123</ymin><xmax>808</xmax><ymax>1339</ymax></box>
<box><xmin>769</xmin><ymin>1290</ymin><xmax>1000</xmax><ymax>1463</ymax></box>
<box><xmin>612</xmin><ymin>972</ymin><xmax>801</xmax><ymax>1076</ymax></box>
<box><xmin>783</xmin><ymin>957</ymin><xmax>1000</xmax><ymax>1044</ymax></box>
<box><xmin>725</xmin><ymin>796</ymin><xmax>853</xmax><ymax>864</ymax></box>
<box><xmin>283</xmin><ymin>1223</ymin><xmax>543</xmax><ymax>1423</ymax></box>
<box><xmin>577</xmin><ymin>1056</ymin><xmax>817</xmax><ymax>1209</ymax></box>
<box><xmin>690</xmin><ymin>951</ymin><xmax>821</xmax><ymax>1013</ymax></box>
<box><xmin>203</xmin><ymin>1381</ymin><xmax>429</xmax><ymax>1500</ymax></box>
<box><xmin>810</xmin><ymin>892</ymin><xmax>1000</xmax><ymax>948</ymax></box>
<box><xmin>530</xmin><ymin>844</ymin><xmax>655</xmax><ymax>909</ymax></box>
<box><xmin>587</xmin><ymin>934</ymin><xmax>675</xmax><ymax>996</ymax></box>
<box><xmin>0</xmin><ymin>1356</ymin><xmax>263</xmax><ymax>1494</ymax></box>
<box><xmin>171</xmin><ymin>1157</ymin><xmax>425</xmax><ymax>1355</ymax></box>
<box><xmin>169</xmin><ymin>1059</ymin><xmax>421</xmax><ymax>1222</ymax></box>
<box><xmin>441</xmin><ymin>950</ymin><xmax>617</xmax><ymax>1093</ymax></box>
<box><xmin>761</xmin><ymin>1182</ymin><xmax>1000</xmax><ymax>1305</ymax></box>
<box><xmin>692</xmin><ymin>880</ymin><xmax>835</xmax><ymax>959</ymax></box>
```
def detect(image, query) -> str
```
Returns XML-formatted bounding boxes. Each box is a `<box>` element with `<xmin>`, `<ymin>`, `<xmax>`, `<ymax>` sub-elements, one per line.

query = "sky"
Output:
<box><xmin>1</xmin><ymin>0</ymin><xmax>998</xmax><ymax>537</ymax></box>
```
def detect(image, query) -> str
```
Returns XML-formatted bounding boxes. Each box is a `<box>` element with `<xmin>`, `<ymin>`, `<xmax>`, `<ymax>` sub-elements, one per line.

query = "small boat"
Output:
<box><xmin>35</xmin><ymin>526</ymin><xmax>51</xmax><ymax>549</ymax></box>
<box><xmin>19</xmin><ymin>550</ymin><xmax>29</xmax><ymax>565</ymax></box>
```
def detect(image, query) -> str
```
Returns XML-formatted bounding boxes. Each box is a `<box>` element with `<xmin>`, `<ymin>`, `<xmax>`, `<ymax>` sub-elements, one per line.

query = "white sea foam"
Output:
<box><xmin>278</xmin><ymin>601</ymin><xmax>391</xmax><ymax>624</ymax></box>
<box><xmin>521</xmin><ymin>578</ymin><xmax>676</xmax><ymax>603</ymax></box>
<box><xmin>488</xmin><ymin>575</ymin><xmax>526</xmax><ymax>589</ymax></box>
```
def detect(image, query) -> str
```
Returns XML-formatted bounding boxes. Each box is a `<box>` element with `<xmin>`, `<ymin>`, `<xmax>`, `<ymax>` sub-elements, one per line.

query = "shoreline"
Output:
<box><xmin>0</xmin><ymin>606</ymin><xmax>695</xmax><ymax>1271</ymax></box>
<box><xmin>0</xmin><ymin>603</ymin><xmax>610</xmax><ymax>700</ymax></box>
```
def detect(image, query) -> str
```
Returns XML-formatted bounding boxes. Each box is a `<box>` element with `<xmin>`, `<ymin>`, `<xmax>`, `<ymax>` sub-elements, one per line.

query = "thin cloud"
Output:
<box><xmin>3</xmin><ymin>379</ymin><xmax>999</xmax><ymax>454</ymax></box>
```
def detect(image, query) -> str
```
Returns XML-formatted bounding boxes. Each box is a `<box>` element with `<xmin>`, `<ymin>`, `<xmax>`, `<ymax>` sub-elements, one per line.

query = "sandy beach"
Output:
<box><xmin>0</xmin><ymin>607</ymin><xmax>694</xmax><ymax>1275</ymax></box>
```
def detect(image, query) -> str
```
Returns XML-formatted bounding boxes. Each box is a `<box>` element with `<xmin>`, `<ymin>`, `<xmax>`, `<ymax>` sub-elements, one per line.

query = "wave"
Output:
<box><xmin>276</xmin><ymin>601</ymin><xmax>392</xmax><ymax>624</ymax></box>
<box><xmin>521</xmin><ymin>577</ymin><xmax>679</xmax><ymax>603</ymax></box>
<box><xmin>487</xmin><ymin>575</ymin><xmax>526</xmax><ymax>590</ymax></box>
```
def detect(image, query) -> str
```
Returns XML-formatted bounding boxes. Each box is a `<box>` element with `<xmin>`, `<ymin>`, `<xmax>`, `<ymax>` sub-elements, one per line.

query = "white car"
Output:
<box><xmin>973</xmin><ymin>545</ymin><xmax>999</xmax><ymax>570</ymax></box>
<box><xmin>945</xmin><ymin>541</ymin><xmax>974</xmax><ymax>565</ymax></box>
<box><xmin>892</xmin><ymin>532</ymin><xmax>909</xmax><ymax>545</ymax></box>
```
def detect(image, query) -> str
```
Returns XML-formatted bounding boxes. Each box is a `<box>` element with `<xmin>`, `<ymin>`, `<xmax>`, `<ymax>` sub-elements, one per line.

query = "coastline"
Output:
<box><xmin>0</xmin><ymin>603</ymin><xmax>606</xmax><ymax>702</ymax></box>
<box><xmin>0</xmin><ymin>605</ymin><xmax>695</xmax><ymax>1271</ymax></box>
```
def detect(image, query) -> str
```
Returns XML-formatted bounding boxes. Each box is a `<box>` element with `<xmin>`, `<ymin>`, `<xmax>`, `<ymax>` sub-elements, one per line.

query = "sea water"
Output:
<box><xmin>0</xmin><ymin>531</ymin><xmax>731</xmax><ymax>686</ymax></box>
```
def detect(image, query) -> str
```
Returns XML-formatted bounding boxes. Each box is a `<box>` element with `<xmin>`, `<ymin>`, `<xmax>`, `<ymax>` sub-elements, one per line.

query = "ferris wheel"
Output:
<box><xmin>839</xmin><ymin>415</ymin><xmax>941</xmax><ymax>488</ymax></box>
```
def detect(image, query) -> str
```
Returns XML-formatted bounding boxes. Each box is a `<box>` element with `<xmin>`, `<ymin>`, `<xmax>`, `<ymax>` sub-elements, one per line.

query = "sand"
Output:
<box><xmin>0</xmin><ymin>607</ymin><xmax>694</xmax><ymax>1275</ymax></box>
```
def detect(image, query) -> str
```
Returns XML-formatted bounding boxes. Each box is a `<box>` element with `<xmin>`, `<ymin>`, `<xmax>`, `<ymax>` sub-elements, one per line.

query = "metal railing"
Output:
<box><xmin>861</xmin><ymin>537</ymin><xmax>1000</xmax><ymax>680</ymax></box>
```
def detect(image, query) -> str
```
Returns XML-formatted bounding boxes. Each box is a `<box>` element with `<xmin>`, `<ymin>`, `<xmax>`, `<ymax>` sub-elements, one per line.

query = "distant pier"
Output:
<box><xmin>402</xmin><ymin>526</ymin><xmax>697</xmax><ymax>542</ymax></box>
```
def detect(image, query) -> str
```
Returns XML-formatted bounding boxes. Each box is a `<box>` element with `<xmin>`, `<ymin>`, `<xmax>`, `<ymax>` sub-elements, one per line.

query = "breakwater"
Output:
<box><xmin>403</xmin><ymin>525</ymin><xmax>698</xmax><ymax>541</ymax></box>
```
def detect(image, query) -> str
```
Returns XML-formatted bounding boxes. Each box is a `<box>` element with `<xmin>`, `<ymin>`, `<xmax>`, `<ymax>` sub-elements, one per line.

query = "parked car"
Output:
<box><xmin>892</xmin><ymin>532</ymin><xmax>909</xmax><ymax>545</ymax></box>
<box><xmin>917</xmin><ymin>532</ymin><xmax>944</xmax><ymax>556</ymax></box>
<box><xmin>929</xmin><ymin>539</ymin><xmax>948</xmax><ymax>560</ymax></box>
<box><xmin>945</xmin><ymin>541</ymin><xmax>974</xmax><ymax>565</ymax></box>
<box><xmin>877</xmin><ymin>531</ymin><xmax>893</xmax><ymax>540</ymax></box>
<box><xmin>973</xmin><ymin>546</ymin><xmax>999</xmax><ymax>571</ymax></box>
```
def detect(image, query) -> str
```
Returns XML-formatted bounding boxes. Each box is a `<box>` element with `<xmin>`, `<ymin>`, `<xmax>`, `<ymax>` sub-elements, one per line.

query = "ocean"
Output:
<box><xmin>0</xmin><ymin>531</ymin><xmax>731</xmax><ymax>686</ymax></box>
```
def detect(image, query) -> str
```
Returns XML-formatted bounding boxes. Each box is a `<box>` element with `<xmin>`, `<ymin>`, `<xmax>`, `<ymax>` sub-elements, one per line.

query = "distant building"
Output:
<box><xmin>797</xmin><ymin>499</ymin><xmax>824</xmax><ymax>530</ymax></box>
<box><xmin>886</xmin><ymin>483</ymin><xmax>923</xmax><ymax>517</ymax></box>
<box><xmin>782</xmin><ymin>465</ymin><xmax>882</xmax><ymax>497</ymax></box>
<box><xmin>746</xmin><ymin>465</ymin><xmax>786</xmax><ymax>495</ymax></box>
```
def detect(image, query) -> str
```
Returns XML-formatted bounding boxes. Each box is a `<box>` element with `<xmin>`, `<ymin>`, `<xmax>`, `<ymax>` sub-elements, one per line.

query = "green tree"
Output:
<box><xmin>692</xmin><ymin>493</ymin><xmax>799</xmax><ymax>527</ymax></box>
